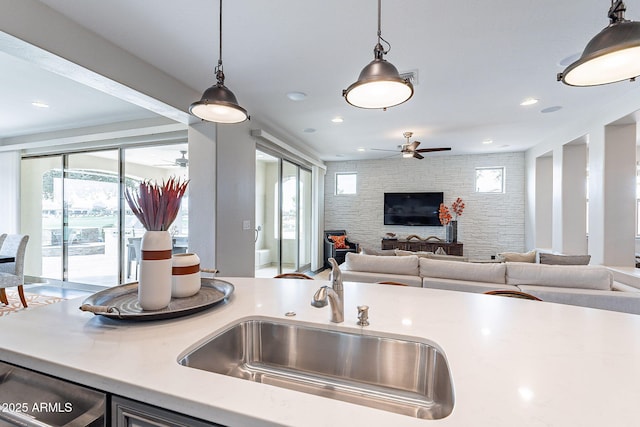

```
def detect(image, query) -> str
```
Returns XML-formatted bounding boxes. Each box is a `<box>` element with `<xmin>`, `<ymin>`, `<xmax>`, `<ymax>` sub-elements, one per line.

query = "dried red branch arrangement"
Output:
<box><xmin>125</xmin><ymin>177</ymin><xmax>189</xmax><ymax>231</ymax></box>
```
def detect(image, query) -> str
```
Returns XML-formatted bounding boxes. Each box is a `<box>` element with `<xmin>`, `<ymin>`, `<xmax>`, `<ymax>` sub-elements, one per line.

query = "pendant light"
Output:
<box><xmin>190</xmin><ymin>0</ymin><xmax>248</xmax><ymax>123</ymax></box>
<box><xmin>558</xmin><ymin>0</ymin><xmax>640</xmax><ymax>86</ymax></box>
<box><xmin>342</xmin><ymin>0</ymin><xmax>413</xmax><ymax>109</ymax></box>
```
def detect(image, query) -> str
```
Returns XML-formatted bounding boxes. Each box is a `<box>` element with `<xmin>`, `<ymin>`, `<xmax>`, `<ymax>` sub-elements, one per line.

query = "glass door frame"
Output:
<box><xmin>255</xmin><ymin>147</ymin><xmax>312</xmax><ymax>277</ymax></box>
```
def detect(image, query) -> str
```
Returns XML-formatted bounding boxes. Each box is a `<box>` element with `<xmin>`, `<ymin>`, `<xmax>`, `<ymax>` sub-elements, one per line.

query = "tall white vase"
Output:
<box><xmin>138</xmin><ymin>230</ymin><xmax>172</xmax><ymax>310</ymax></box>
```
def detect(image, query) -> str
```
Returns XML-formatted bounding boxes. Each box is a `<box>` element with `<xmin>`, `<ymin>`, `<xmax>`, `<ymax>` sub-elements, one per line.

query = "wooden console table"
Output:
<box><xmin>381</xmin><ymin>239</ymin><xmax>463</xmax><ymax>256</ymax></box>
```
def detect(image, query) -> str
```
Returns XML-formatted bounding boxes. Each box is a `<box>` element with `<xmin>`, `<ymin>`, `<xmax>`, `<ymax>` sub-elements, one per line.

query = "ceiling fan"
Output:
<box><xmin>156</xmin><ymin>150</ymin><xmax>189</xmax><ymax>168</ymax></box>
<box><xmin>173</xmin><ymin>150</ymin><xmax>189</xmax><ymax>167</ymax></box>
<box><xmin>373</xmin><ymin>132</ymin><xmax>451</xmax><ymax>159</ymax></box>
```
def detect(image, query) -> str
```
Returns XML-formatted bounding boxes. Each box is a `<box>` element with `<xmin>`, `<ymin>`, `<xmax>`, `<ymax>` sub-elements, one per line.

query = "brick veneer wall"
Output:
<box><xmin>324</xmin><ymin>152</ymin><xmax>525</xmax><ymax>260</ymax></box>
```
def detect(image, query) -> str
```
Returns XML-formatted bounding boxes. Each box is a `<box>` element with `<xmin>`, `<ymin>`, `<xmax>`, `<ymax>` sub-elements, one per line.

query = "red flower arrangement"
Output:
<box><xmin>439</xmin><ymin>198</ymin><xmax>465</xmax><ymax>225</ymax></box>
<box><xmin>124</xmin><ymin>177</ymin><xmax>189</xmax><ymax>231</ymax></box>
<box><xmin>451</xmin><ymin>197</ymin><xmax>465</xmax><ymax>220</ymax></box>
<box><xmin>438</xmin><ymin>203</ymin><xmax>452</xmax><ymax>225</ymax></box>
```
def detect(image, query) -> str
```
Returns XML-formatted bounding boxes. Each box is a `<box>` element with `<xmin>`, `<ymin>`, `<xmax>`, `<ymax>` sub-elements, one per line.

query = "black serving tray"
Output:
<box><xmin>79</xmin><ymin>278</ymin><xmax>234</xmax><ymax>321</ymax></box>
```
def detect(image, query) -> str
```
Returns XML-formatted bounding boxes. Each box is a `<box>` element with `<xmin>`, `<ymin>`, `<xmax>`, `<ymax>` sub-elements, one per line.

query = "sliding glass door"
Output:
<box><xmin>65</xmin><ymin>151</ymin><xmax>120</xmax><ymax>284</ymax></box>
<box><xmin>255</xmin><ymin>150</ymin><xmax>312</xmax><ymax>277</ymax></box>
<box><xmin>21</xmin><ymin>143</ymin><xmax>189</xmax><ymax>287</ymax></box>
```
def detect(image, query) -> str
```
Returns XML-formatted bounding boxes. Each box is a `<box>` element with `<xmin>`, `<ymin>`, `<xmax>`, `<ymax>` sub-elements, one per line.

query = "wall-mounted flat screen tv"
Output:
<box><xmin>384</xmin><ymin>192</ymin><xmax>443</xmax><ymax>226</ymax></box>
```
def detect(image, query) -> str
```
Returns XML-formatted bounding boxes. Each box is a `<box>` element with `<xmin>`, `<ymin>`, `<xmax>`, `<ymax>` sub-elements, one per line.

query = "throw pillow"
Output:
<box><xmin>329</xmin><ymin>235</ymin><xmax>348</xmax><ymax>249</ymax></box>
<box><xmin>497</xmin><ymin>250</ymin><xmax>536</xmax><ymax>263</ymax></box>
<box><xmin>539</xmin><ymin>253</ymin><xmax>591</xmax><ymax>265</ymax></box>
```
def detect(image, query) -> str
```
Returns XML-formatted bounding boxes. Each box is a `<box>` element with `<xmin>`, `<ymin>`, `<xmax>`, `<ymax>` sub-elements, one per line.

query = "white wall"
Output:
<box><xmin>601</xmin><ymin>124</ymin><xmax>636</xmax><ymax>266</ymax></box>
<box><xmin>561</xmin><ymin>143</ymin><xmax>588</xmax><ymax>254</ymax></box>
<box><xmin>324</xmin><ymin>152</ymin><xmax>525</xmax><ymax>260</ymax></box>
<box><xmin>526</xmin><ymin>121</ymin><xmax>638</xmax><ymax>267</ymax></box>
<box><xmin>0</xmin><ymin>151</ymin><xmax>21</xmax><ymax>233</ymax></box>
<box><xmin>534</xmin><ymin>155</ymin><xmax>553</xmax><ymax>249</ymax></box>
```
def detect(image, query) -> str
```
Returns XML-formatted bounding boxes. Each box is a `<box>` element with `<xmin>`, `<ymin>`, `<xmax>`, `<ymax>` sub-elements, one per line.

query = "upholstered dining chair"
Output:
<box><xmin>273</xmin><ymin>273</ymin><xmax>314</xmax><ymax>280</ymax></box>
<box><xmin>484</xmin><ymin>290</ymin><xmax>542</xmax><ymax>301</ymax></box>
<box><xmin>376</xmin><ymin>281</ymin><xmax>409</xmax><ymax>287</ymax></box>
<box><xmin>0</xmin><ymin>234</ymin><xmax>30</xmax><ymax>307</ymax></box>
<box><xmin>0</xmin><ymin>234</ymin><xmax>7</xmax><ymax>249</ymax></box>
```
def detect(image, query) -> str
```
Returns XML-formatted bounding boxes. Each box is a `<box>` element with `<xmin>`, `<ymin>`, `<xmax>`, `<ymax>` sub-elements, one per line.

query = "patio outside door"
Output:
<box><xmin>255</xmin><ymin>151</ymin><xmax>311</xmax><ymax>277</ymax></box>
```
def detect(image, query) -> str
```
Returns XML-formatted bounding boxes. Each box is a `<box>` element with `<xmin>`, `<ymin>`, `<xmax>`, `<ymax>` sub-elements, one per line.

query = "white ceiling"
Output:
<box><xmin>3</xmin><ymin>0</ymin><xmax>640</xmax><ymax>160</ymax></box>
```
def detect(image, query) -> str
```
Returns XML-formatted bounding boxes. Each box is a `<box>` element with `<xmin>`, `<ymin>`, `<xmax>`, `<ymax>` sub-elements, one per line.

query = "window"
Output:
<box><xmin>475</xmin><ymin>167</ymin><xmax>505</xmax><ymax>193</ymax></box>
<box><xmin>336</xmin><ymin>172</ymin><xmax>357</xmax><ymax>195</ymax></box>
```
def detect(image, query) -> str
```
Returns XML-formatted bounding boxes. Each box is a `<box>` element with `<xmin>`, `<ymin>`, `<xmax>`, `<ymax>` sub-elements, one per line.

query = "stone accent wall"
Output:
<box><xmin>324</xmin><ymin>152</ymin><xmax>525</xmax><ymax>260</ymax></box>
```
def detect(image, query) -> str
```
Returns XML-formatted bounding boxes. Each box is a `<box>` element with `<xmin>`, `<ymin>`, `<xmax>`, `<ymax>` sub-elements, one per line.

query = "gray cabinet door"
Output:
<box><xmin>112</xmin><ymin>396</ymin><xmax>223</xmax><ymax>427</ymax></box>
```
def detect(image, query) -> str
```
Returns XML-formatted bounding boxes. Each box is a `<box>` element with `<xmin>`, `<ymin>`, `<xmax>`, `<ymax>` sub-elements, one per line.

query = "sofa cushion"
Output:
<box><xmin>539</xmin><ymin>253</ymin><xmax>591</xmax><ymax>265</ymax></box>
<box><xmin>343</xmin><ymin>252</ymin><xmax>420</xmax><ymax>276</ymax></box>
<box><xmin>360</xmin><ymin>247</ymin><xmax>396</xmax><ymax>256</ymax></box>
<box><xmin>423</xmin><ymin>277</ymin><xmax>517</xmax><ymax>293</ymax></box>
<box><xmin>341</xmin><ymin>270</ymin><xmax>423</xmax><ymax>287</ymax></box>
<box><xmin>498</xmin><ymin>250</ymin><xmax>536</xmax><ymax>263</ymax></box>
<box><xmin>427</xmin><ymin>253</ymin><xmax>469</xmax><ymax>262</ymax></box>
<box><xmin>517</xmin><ymin>285</ymin><xmax>640</xmax><ymax>315</ymax></box>
<box><xmin>396</xmin><ymin>249</ymin><xmax>468</xmax><ymax>262</ymax></box>
<box><xmin>505</xmin><ymin>262</ymin><xmax>612</xmax><ymax>290</ymax></box>
<box><xmin>395</xmin><ymin>249</ymin><xmax>433</xmax><ymax>258</ymax></box>
<box><xmin>420</xmin><ymin>258</ymin><xmax>506</xmax><ymax>284</ymax></box>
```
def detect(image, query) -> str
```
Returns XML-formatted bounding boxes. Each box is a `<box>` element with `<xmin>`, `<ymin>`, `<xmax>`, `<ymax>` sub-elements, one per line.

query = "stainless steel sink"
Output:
<box><xmin>178</xmin><ymin>318</ymin><xmax>454</xmax><ymax>420</ymax></box>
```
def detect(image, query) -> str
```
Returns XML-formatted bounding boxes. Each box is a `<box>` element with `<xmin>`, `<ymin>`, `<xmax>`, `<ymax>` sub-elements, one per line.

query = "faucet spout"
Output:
<box><xmin>311</xmin><ymin>286</ymin><xmax>344</xmax><ymax>323</ymax></box>
<box><xmin>310</xmin><ymin>257</ymin><xmax>344</xmax><ymax>323</ymax></box>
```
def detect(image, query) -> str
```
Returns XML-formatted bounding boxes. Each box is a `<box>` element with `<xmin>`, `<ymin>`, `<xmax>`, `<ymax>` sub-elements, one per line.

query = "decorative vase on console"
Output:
<box><xmin>439</xmin><ymin>197</ymin><xmax>465</xmax><ymax>244</ymax></box>
<box><xmin>446</xmin><ymin>221</ymin><xmax>458</xmax><ymax>243</ymax></box>
<box><xmin>125</xmin><ymin>177</ymin><xmax>189</xmax><ymax>311</ymax></box>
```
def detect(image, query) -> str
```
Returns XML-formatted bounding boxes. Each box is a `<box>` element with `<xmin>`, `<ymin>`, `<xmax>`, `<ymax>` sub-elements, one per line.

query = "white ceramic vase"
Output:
<box><xmin>171</xmin><ymin>253</ymin><xmax>201</xmax><ymax>298</ymax></box>
<box><xmin>138</xmin><ymin>230</ymin><xmax>172</xmax><ymax>310</ymax></box>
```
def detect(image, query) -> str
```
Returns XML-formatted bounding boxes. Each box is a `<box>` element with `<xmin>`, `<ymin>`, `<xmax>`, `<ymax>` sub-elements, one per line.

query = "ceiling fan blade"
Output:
<box><xmin>408</xmin><ymin>141</ymin><xmax>420</xmax><ymax>151</ymax></box>
<box><xmin>413</xmin><ymin>152</ymin><xmax>424</xmax><ymax>160</ymax></box>
<box><xmin>415</xmin><ymin>147</ymin><xmax>452</xmax><ymax>153</ymax></box>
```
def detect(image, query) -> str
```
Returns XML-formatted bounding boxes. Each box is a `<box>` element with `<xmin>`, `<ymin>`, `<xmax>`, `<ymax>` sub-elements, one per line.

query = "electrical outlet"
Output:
<box><xmin>242</xmin><ymin>220</ymin><xmax>251</xmax><ymax>230</ymax></box>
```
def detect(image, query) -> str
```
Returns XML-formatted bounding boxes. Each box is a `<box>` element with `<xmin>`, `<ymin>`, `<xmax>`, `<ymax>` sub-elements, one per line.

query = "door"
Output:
<box><xmin>255</xmin><ymin>150</ymin><xmax>312</xmax><ymax>277</ymax></box>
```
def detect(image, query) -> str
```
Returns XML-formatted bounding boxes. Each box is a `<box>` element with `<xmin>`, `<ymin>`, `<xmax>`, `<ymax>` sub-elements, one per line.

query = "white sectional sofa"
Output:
<box><xmin>339</xmin><ymin>252</ymin><xmax>640</xmax><ymax>315</ymax></box>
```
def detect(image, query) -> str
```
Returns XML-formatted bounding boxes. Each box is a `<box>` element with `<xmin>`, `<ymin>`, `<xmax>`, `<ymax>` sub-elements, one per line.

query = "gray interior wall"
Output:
<box><xmin>215</xmin><ymin>123</ymin><xmax>256</xmax><ymax>276</ymax></box>
<box><xmin>187</xmin><ymin>123</ymin><xmax>217</xmax><ymax>271</ymax></box>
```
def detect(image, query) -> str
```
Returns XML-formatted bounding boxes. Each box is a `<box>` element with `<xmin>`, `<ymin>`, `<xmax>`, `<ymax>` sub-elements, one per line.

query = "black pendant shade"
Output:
<box><xmin>190</xmin><ymin>0</ymin><xmax>248</xmax><ymax>123</ymax></box>
<box><xmin>558</xmin><ymin>0</ymin><xmax>640</xmax><ymax>86</ymax></box>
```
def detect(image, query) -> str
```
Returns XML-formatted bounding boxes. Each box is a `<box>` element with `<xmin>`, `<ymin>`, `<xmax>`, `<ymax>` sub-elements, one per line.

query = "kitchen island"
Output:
<box><xmin>1</xmin><ymin>277</ymin><xmax>640</xmax><ymax>426</ymax></box>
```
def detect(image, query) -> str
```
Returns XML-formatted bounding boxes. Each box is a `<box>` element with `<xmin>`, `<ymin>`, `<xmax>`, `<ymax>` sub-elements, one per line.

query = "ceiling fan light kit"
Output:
<box><xmin>558</xmin><ymin>0</ymin><xmax>640</xmax><ymax>86</ymax></box>
<box><xmin>190</xmin><ymin>0</ymin><xmax>249</xmax><ymax>123</ymax></box>
<box><xmin>342</xmin><ymin>0</ymin><xmax>413</xmax><ymax>109</ymax></box>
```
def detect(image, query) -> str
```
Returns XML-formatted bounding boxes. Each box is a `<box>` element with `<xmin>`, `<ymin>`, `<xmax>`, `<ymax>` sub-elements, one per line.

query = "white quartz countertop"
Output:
<box><xmin>2</xmin><ymin>277</ymin><xmax>640</xmax><ymax>426</ymax></box>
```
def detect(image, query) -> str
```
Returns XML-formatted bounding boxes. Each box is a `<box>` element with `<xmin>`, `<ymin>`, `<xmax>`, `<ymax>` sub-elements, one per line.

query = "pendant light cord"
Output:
<box><xmin>376</xmin><ymin>0</ymin><xmax>392</xmax><ymax>56</ymax></box>
<box><xmin>219</xmin><ymin>0</ymin><xmax>223</xmax><ymax>64</ymax></box>
<box><xmin>215</xmin><ymin>0</ymin><xmax>224</xmax><ymax>83</ymax></box>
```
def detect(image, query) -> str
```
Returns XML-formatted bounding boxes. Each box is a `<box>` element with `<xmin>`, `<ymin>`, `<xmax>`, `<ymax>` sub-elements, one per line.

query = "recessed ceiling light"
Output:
<box><xmin>357</xmin><ymin>147</ymin><xmax>366</xmax><ymax>152</ymax></box>
<box><xmin>482</xmin><ymin>139</ymin><xmax>493</xmax><ymax>145</ymax></box>
<box><xmin>331</xmin><ymin>117</ymin><xmax>344</xmax><ymax>123</ymax></box>
<box><xmin>286</xmin><ymin>91</ymin><xmax>307</xmax><ymax>101</ymax></box>
<box><xmin>520</xmin><ymin>98</ymin><xmax>539</xmax><ymax>106</ymax></box>
<box><xmin>31</xmin><ymin>101</ymin><xmax>49</xmax><ymax>108</ymax></box>
<box><xmin>303</xmin><ymin>128</ymin><xmax>316</xmax><ymax>133</ymax></box>
<box><xmin>541</xmin><ymin>106</ymin><xmax>562</xmax><ymax>113</ymax></box>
